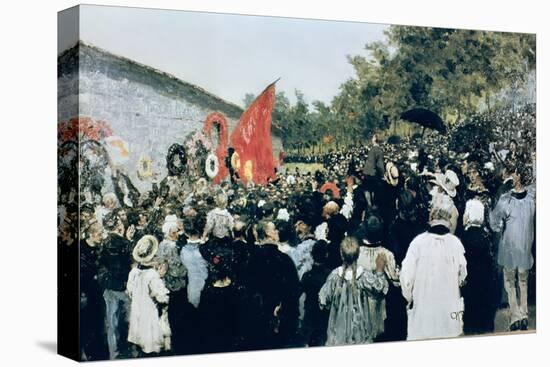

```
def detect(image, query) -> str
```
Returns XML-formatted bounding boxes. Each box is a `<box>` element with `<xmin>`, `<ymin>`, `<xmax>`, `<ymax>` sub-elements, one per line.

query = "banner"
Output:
<box><xmin>230</xmin><ymin>82</ymin><xmax>277</xmax><ymax>184</ymax></box>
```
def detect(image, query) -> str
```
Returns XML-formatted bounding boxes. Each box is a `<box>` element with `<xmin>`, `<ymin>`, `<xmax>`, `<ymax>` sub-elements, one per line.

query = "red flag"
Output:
<box><xmin>230</xmin><ymin>82</ymin><xmax>277</xmax><ymax>184</ymax></box>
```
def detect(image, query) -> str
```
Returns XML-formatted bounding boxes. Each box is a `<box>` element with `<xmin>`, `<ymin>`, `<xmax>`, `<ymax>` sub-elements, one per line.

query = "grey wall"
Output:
<box><xmin>58</xmin><ymin>43</ymin><xmax>283</xmax><ymax>192</ymax></box>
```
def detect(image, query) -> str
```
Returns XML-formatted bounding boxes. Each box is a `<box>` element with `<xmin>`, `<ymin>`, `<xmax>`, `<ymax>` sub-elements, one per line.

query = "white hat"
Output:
<box><xmin>430</xmin><ymin>170</ymin><xmax>459</xmax><ymax>198</ymax></box>
<box><xmin>132</xmin><ymin>235</ymin><xmax>159</xmax><ymax>266</ymax></box>
<box><xmin>162</xmin><ymin>215</ymin><xmax>179</xmax><ymax>236</ymax></box>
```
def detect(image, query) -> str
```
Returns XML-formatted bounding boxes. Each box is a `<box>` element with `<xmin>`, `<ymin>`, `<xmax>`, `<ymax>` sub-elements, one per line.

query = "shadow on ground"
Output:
<box><xmin>494</xmin><ymin>306</ymin><xmax>536</xmax><ymax>332</ymax></box>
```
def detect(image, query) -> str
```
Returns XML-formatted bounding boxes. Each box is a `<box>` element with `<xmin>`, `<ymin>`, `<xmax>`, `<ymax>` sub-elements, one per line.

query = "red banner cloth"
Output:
<box><xmin>230</xmin><ymin>83</ymin><xmax>277</xmax><ymax>185</ymax></box>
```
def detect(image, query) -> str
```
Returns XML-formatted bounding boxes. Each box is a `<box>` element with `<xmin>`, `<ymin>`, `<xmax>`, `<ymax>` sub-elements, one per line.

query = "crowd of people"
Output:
<box><xmin>58</xmin><ymin>105</ymin><xmax>536</xmax><ymax>361</ymax></box>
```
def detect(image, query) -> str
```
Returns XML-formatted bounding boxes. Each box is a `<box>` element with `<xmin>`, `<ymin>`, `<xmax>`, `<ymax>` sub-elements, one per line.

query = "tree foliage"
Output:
<box><xmin>242</xmin><ymin>26</ymin><xmax>535</xmax><ymax>153</ymax></box>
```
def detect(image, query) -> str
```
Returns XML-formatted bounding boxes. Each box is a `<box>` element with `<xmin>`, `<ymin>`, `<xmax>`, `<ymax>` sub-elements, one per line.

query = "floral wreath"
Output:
<box><xmin>205</xmin><ymin>153</ymin><xmax>219</xmax><ymax>179</ymax></box>
<box><xmin>137</xmin><ymin>154</ymin><xmax>154</xmax><ymax>180</ymax></box>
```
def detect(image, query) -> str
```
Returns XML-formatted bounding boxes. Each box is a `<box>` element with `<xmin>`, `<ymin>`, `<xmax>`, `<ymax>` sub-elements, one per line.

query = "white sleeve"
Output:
<box><xmin>150</xmin><ymin>272</ymin><xmax>170</xmax><ymax>304</ymax></box>
<box><xmin>384</xmin><ymin>249</ymin><xmax>400</xmax><ymax>281</ymax></box>
<box><xmin>399</xmin><ymin>238</ymin><xmax>419</xmax><ymax>303</ymax></box>
<box><xmin>126</xmin><ymin>269</ymin><xmax>137</xmax><ymax>298</ymax></box>
<box><xmin>456</xmin><ymin>240</ymin><xmax>467</xmax><ymax>286</ymax></box>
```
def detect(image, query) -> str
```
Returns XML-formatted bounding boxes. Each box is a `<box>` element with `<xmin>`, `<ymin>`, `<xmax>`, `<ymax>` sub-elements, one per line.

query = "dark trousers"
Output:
<box><xmin>168</xmin><ymin>288</ymin><xmax>188</xmax><ymax>355</ymax></box>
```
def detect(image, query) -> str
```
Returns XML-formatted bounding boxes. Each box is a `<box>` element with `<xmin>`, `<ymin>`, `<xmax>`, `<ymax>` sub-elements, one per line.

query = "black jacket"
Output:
<box><xmin>362</xmin><ymin>145</ymin><xmax>385</xmax><ymax>178</ymax></box>
<box><xmin>243</xmin><ymin>244</ymin><xmax>300</xmax><ymax>348</ymax></box>
<box><xmin>97</xmin><ymin>233</ymin><xmax>133</xmax><ymax>291</ymax></box>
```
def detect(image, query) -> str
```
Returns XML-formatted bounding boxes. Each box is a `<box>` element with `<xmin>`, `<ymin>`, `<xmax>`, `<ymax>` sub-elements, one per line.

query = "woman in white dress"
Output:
<box><xmin>127</xmin><ymin>235</ymin><xmax>171</xmax><ymax>354</ymax></box>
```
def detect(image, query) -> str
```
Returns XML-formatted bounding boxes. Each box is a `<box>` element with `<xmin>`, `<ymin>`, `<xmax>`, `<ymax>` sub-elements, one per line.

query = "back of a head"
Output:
<box><xmin>183</xmin><ymin>212</ymin><xmax>206</xmax><ymax>237</ymax></box>
<box><xmin>275</xmin><ymin>219</ymin><xmax>294</xmax><ymax>244</ymax></box>
<box><xmin>340</xmin><ymin>236</ymin><xmax>359</xmax><ymax>266</ymax></box>
<box><xmin>215</xmin><ymin>193</ymin><xmax>228</xmax><ymax>208</ymax></box>
<box><xmin>362</xmin><ymin>214</ymin><xmax>384</xmax><ymax>243</ymax></box>
<box><xmin>429</xmin><ymin>195</ymin><xmax>454</xmax><ymax>229</ymax></box>
<box><xmin>398</xmin><ymin>190</ymin><xmax>416</xmax><ymax>218</ymax></box>
<box><xmin>254</xmin><ymin>220</ymin><xmax>271</xmax><ymax>242</ymax></box>
<box><xmin>233</xmin><ymin>220</ymin><xmax>247</xmax><ymax>239</ymax></box>
<box><xmin>312</xmin><ymin>240</ymin><xmax>328</xmax><ymax>264</ymax></box>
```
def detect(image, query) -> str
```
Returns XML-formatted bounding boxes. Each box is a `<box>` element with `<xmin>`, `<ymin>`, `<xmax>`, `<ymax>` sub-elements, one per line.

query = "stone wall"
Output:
<box><xmin>58</xmin><ymin>42</ymin><xmax>282</xmax><ymax>191</ymax></box>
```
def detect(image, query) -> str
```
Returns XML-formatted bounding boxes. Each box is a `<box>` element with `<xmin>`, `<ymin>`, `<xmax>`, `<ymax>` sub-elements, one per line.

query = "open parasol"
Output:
<box><xmin>400</xmin><ymin>108</ymin><xmax>447</xmax><ymax>134</ymax></box>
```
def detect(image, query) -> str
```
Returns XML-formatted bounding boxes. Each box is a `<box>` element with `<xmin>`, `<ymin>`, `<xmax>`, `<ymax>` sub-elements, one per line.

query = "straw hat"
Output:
<box><xmin>430</xmin><ymin>169</ymin><xmax>459</xmax><ymax>198</ymax></box>
<box><xmin>132</xmin><ymin>235</ymin><xmax>159</xmax><ymax>266</ymax></box>
<box><xmin>384</xmin><ymin>162</ymin><xmax>399</xmax><ymax>187</ymax></box>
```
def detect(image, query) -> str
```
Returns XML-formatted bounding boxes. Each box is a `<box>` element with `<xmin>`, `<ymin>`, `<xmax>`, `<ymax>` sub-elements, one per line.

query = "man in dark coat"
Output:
<box><xmin>243</xmin><ymin>220</ymin><xmax>301</xmax><ymax>350</ymax></box>
<box><xmin>384</xmin><ymin>190</ymin><xmax>426</xmax><ymax>342</ymax></box>
<box><xmin>97</xmin><ymin>210</ymin><xmax>135</xmax><ymax>359</ymax></box>
<box><xmin>323</xmin><ymin>201</ymin><xmax>348</xmax><ymax>269</ymax></box>
<box><xmin>80</xmin><ymin>222</ymin><xmax>108</xmax><ymax>360</ymax></box>
<box><xmin>461</xmin><ymin>224</ymin><xmax>499</xmax><ymax>334</ymax></box>
<box><xmin>198</xmin><ymin>245</ymin><xmax>247</xmax><ymax>353</ymax></box>
<box><xmin>361</xmin><ymin>134</ymin><xmax>385</xmax><ymax>207</ymax></box>
<box><xmin>300</xmin><ymin>240</ymin><xmax>331</xmax><ymax>346</ymax></box>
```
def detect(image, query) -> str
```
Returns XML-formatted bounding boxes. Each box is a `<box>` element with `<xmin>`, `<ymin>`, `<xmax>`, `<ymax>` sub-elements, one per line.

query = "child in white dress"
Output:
<box><xmin>127</xmin><ymin>235</ymin><xmax>171</xmax><ymax>354</ymax></box>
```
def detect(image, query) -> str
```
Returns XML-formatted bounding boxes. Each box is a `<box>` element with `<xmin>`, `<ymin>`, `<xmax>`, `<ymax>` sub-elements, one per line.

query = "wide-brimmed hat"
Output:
<box><xmin>132</xmin><ymin>235</ymin><xmax>159</xmax><ymax>266</ymax></box>
<box><xmin>384</xmin><ymin>162</ymin><xmax>399</xmax><ymax>187</ymax></box>
<box><xmin>430</xmin><ymin>169</ymin><xmax>459</xmax><ymax>198</ymax></box>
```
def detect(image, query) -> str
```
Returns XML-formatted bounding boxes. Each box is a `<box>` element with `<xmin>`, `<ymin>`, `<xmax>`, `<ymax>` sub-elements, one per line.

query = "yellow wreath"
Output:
<box><xmin>137</xmin><ymin>154</ymin><xmax>153</xmax><ymax>180</ymax></box>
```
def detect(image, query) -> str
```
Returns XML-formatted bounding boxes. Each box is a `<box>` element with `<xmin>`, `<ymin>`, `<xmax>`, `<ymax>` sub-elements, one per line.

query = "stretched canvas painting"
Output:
<box><xmin>57</xmin><ymin>4</ymin><xmax>537</xmax><ymax>362</ymax></box>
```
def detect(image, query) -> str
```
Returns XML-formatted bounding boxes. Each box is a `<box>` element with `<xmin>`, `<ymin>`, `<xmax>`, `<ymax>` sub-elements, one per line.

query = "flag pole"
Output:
<box><xmin>248</xmin><ymin>78</ymin><xmax>280</xmax><ymax>106</ymax></box>
<box><xmin>260</xmin><ymin>77</ymin><xmax>281</xmax><ymax>94</ymax></box>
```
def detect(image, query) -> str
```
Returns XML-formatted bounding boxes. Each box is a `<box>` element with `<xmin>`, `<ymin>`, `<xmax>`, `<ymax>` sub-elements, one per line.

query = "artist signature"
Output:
<box><xmin>450</xmin><ymin>311</ymin><xmax>464</xmax><ymax>321</ymax></box>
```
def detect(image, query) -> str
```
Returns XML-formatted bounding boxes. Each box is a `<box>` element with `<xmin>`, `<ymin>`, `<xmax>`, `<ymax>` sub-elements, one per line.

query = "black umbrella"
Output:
<box><xmin>387</xmin><ymin>135</ymin><xmax>402</xmax><ymax>145</ymax></box>
<box><xmin>400</xmin><ymin>108</ymin><xmax>447</xmax><ymax>134</ymax></box>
